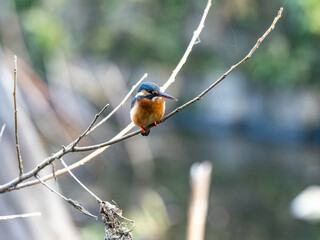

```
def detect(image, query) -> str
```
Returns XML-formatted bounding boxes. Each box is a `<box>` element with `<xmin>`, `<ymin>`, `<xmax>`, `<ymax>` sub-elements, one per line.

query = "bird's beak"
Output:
<box><xmin>158</xmin><ymin>91</ymin><xmax>177</xmax><ymax>101</ymax></box>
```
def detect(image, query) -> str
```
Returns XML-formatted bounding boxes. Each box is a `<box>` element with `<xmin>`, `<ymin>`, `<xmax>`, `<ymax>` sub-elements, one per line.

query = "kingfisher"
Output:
<box><xmin>130</xmin><ymin>82</ymin><xmax>177</xmax><ymax>136</ymax></box>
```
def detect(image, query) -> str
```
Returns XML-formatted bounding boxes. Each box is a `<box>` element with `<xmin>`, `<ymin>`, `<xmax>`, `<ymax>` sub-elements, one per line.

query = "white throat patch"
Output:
<box><xmin>152</xmin><ymin>96</ymin><xmax>161</xmax><ymax>101</ymax></box>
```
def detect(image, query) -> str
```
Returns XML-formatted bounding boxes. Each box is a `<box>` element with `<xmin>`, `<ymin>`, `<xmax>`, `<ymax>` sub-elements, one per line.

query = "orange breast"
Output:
<box><xmin>131</xmin><ymin>98</ymin><xmax>165</xmax><ymax>127</ymax></box>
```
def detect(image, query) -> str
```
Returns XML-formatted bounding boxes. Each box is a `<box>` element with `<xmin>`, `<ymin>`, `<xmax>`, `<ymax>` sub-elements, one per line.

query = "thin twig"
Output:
<box><xmin>13</xmin><ymin>55</ymin><xmax>23</xmax><ymax>176</ymax></box>
<box><xmin>0</xmin><ymin>212</ymin><xmax>41</xmax><ymax>221</ymax></box>
<box><xmin>72</xmin><ymin>130</ymin><xmax>140</xmax><ymax>152</ymax></box>
<box><xmin>59</xmin><ymin>158</ymin><xmax>102</xmax><ymax>203</ymax></box>
<box><xmin>51</xmin><ymin>162</ymin><xmax>57</xmax><ymax>182</ymax></box>
<box><xmin>161</xmin><ymin>0</ymin><xmax>212</xmax><ymax>92</ymax></box>
<box><xmin>0</xmin><ymin>124</ymin><xmax>5</xmax><ymax>143</ymax></box>
<box><xmin>116</xmin><ymin>212</ymin><xmax>135</xmax><ymax>226</ymax></box>
<box><xmin>0</xmin><ymin>103</ymin><xmax>119</xmax><ymax>193</ymax></box>
<box><xmin>72</xmin><ymin>103</ymin><xmax>109</xmax><ymax>148</ymax></box>
<box><xmin>0</xmin><ymin>5</ymin><xmax>283</xmax><ymax>193</ymax></box>
<box><xmin>160</xmin><ymin>7</ymin><xmax>284</xmax><ymax>124</ymax></box>
<box><xmin>0</xmin><ymin>74</ymin><xmax>147</xmax><ymax>193</ymax></box>
<box><xmin>86</xmin><ymin>73</ymin><xmax>148</xmax><ymax>135</ymax></box>
<box><xmin>0</xmin><ymin>75</ymin><xmax>145</xmax><ymax>193</ymax></box>
<box><xmin>35</xmin><ymin>174</ymin><xmax>70</xmax><ymax>201</ymax></box>
<box><xmin>71</xmin><ymin>4</ymin><xmax>283</xmax><ymax>151</ymax></box>
<box><xmin>35</xmin><ymin>175</ymin><xmax>98</xmax><ymax>219</ymax></box>
<box><xmin>0</xmin><ymin>129</ymin><xmax>141</xmax><ymax>192</ymax></box>
<box><xmin>61</xmin><ymin>7</ymin><xmax>285</xmax><ymax>153</ymax></box>
<box><xmin>31</xmin><ymin>0</ymin><xmax>214</xmax><ymax>181</ymax></box>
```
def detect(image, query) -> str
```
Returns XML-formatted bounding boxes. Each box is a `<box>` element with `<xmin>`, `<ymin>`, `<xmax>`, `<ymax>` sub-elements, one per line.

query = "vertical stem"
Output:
<box><xmin>13</xmin><ymin>55</ymin><xmax>23</xmax><ymax>176</ymax></box>
<box><xmin>187</xmin><ymin>161</ymin><xmax>212</xmax><ymax>240</ymax></box>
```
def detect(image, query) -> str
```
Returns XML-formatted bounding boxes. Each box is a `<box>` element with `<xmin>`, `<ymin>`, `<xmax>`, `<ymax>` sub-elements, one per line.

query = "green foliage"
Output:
<box><xmin>294</xmin><ymin>0</ymin><xmax>320</xmax><ymax>35</ymax></box>
<box><xmin>22</xmin><ymin>8</ymin><xmax>64</xmax><ymax>55</ymax></box>
<box><xmin>251</xmin><ymin>33</ymin><xmax>318</xmax><ymax>86</ymax></box>
<box><xmin>13</xmin><ymin>0</ymin><xmax>320</xmax><ymax>87</ymax></box>
<box><xmin>4</xmin><ymin>2</ymin><xmax>320</xmax><ymax>240</ymax></box>
<box><xmin>14</xmin><ymin>0</ymin><xmax>38</xmax><ymax>11</ymax></box>
<box><xmin>81</xmin><ymin>223</ymin><xmax>104</xmax><ymax>240</ymax></box>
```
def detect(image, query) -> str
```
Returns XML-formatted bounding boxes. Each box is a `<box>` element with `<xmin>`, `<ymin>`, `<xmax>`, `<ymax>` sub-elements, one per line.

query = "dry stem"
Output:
<box><xmin>0</xmin><ymin>74</ymin><xmax>145</xmax><ymax>193</ymax></box>
<box><xmin>161</xmin><ymin>0</ymin><xmax>212</xmax><ymax>91</ymax></box>
<box><xmin>72</xmin><ymin>103</ymin><xmax>109</xmax><ymax>148</ymax></box>
<box><xmin>0</xmin><ymin>212</ymin><xmax>41</xmax><ymax>221</ymax></box>
<box><xmin>35</xmin><ymin>175</ymin><xmax>97</xmax><ymax>219</ymax></box>
<box><xmin>13</xmin><ymin>55</ymin><xmax>23</xmax><ymax>176</ymax></box>
<box><xmin>59</xmin><ymin>158</ymin><xmax>102</xmax><ymax>202</ymax></box>
<box><xmin>86</xmin><ymin>73</ymin><xmax>148</xmax><ymax>135</ymax></box>
<box><xmin>20</xmin><ymin>0</ymin><xmax>214</xmax><ymax>185</ymax></box>
<box><xmin>0</xmin><ymin>5</ymin><xmax>283</xmax><ymax>194</ymax></box>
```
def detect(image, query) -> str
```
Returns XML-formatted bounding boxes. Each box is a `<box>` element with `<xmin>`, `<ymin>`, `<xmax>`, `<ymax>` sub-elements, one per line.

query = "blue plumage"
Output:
<box><xmin>131</xmin><ymin>82</ymin><xmax>161</xmax><ymax>108</ymax></box>
<box><xmin>138</xmin><ymin>82</ymin><xmax>161</xmax><ymax>93</ymax></box>
<box><xmin>130</xmin><ymin>82</ymin><xmax>177</xmax><ymax>136</ymax></box>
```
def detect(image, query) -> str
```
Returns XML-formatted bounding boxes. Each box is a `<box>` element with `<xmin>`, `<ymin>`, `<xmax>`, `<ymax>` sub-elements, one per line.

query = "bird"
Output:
<box><xmin>130</xmin><ymin>82</ymin><xmax>177</xmax><ymax>136</ymax></box>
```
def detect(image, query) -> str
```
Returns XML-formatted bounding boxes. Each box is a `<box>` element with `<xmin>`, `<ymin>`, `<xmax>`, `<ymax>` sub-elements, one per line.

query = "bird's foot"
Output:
<box><xmin>140</xmin><ymin>126</ymin><xmax>150</xmax><ymax>136</ymax></box>
<box><xmin>140</xmin><ymin>126</ymin><xmax>146</xmax><ymax>134</ymax></box>
<box><xmin>154</xmin><ymin>122</ymin><xmax>158</xmax><ymax>127</ymax></box>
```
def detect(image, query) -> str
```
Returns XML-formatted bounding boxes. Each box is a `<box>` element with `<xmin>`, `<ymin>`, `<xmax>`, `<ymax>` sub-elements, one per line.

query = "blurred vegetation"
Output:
<box><xmin>1</xmin><ymin>0</ymin><xmax>320</xmax><ymax>240</ymax></box>
<box><xmin>9</xmin><ymin>0</ymin><xmax>320</xmax><ymax>87</ymax></box>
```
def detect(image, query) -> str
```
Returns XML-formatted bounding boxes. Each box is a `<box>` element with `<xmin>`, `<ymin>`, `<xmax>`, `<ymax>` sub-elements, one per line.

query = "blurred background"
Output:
<box><xmin>0</xmin><ymin>0</ymin><xmax>320</xmax><ymax>239</ymax></box>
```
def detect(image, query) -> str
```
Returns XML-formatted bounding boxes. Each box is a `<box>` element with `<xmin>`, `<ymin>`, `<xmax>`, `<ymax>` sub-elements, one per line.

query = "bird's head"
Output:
<box><xmin>136</xmin><ymin>82</ymin><xmax>177</xmax><ymax>101</ymax></box>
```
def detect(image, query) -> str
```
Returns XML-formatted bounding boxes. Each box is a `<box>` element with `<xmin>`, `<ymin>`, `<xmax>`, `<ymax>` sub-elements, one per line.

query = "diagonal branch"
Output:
<box><xmin>161</xmin><ymin>0</ymin><xmax>212</xmax><ymax>92</ymax></box>
<box><xmin>35</xmin><ymin>175</ymin><xmax>97</xmax><ymax>219</ymax></box>
<box><xmin>59</xmin><ymin>158</ymin><xmax>102</xmax><ymax>203</ymax></box>
<box><xmin>66</xmin><ymin>7</ymin><xmax>284</xmax><ymax>152</ymax></box>
<box><xmin>160</xmin><ymin>7</ymin><xmax>284</xmax><ymax>123</ymax></box>
<box><xmin>86</xmin><ymin>73</ymin><xmax>148</xmax><ymax>135</ymax></box>
<box><xmin>0</xmin><ymin>74</ymin><xmax>146</xmax><ymax>193</ymax></box>
<box><xmin>72</xmin><ymin>103</ymin><xmax>109</xmax><ymax>149</ymax></box>
<box><xmin>0</xmin><ymin>5</ymin><xmax>283</xmax><ymax>193</ymax></box>
<box><xmin>0</xmin><ymin>0</ymin><xmax>212</xmax><ymax>192</ymax></box>
<box><xmin>32</xmin><ymin>0</ymin><xmax>214</xmax><ymax>181</ymax></box>
<box><xmin>13</xmin><ymin>55</ymin><xmax>23</xmax><ymax>177</ymax></box>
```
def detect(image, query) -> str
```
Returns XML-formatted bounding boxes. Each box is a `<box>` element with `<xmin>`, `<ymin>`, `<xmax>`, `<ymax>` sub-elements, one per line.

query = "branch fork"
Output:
<box><xmin>0</xmin><ymin>8</ymin><xmax>284</xmax><ymax>240</ymax></box>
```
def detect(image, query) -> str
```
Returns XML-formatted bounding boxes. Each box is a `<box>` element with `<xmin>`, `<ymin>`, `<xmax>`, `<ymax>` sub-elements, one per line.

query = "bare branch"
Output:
<box><xmin>0</xmin><ymin>130</ymin><xmax>141</xmax><ymax>192</ymax></box>
<box><xmin>59</xmin><ymin>158</ymin><xmax>102</xmax><ymax>203</ymax></box>
<box><xmin>73</xmin><ymin>130</ymin><xmax>140</xmax><ymax>152</ymax></box>
<box><xmin>0</xmin><ymin>124</ymin><xmax>5</xmax><ymax>143</ymax></box>
<box><xmin>51</xmin><ymin>162</ymin><xmax>57</xmax><ymax>182</ymax></box>
<box><xmin>0</xmin><ymin>5</ymin><xmax>283</xmax><ymax>193</ymax></box>
<box><xmin>13</xmin><ymin>55</ymin><xmax>23</xmax><ymax>176</ymax></box>
<box><xmin>0</xmin><ymin>212</ymin><xmax>41</xmax><ymax>221</ymax></box>
<box><xmin>72</xmin><ymin>103</ymin><xmax>110</xmax><ymax>148</ymax></box>
<box><xmin>86</xmin><ymin>73</ymin><xmax>148</xmax><ymax>135</ymax></box>
<box><xmin>161</xmin><ymin>0</ymin><xmax>212</xmax><ymax>92</ymax></box>
<box><xmin>159</xmin><ymin>7</ymin><xmax>284</xmax><ymax>124</ymax></box>
<box><xmin>70</xmin><ymin>7</ymin><xmax>284</xmax><ymax>152</ymax></box>
<box><xmin>0</xmin><ymin>75</ymin><xmax>146</xmax><ymax>193</ymax></box>
<box><xmin>32</xmin><ymin>0</ymin><xmax>214</xmax><ymax>181</ymax></box>
<box><xmin>35</xmin><ymin>175</ymin><xmax>98</xmax><ymax>219</ymax></box>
